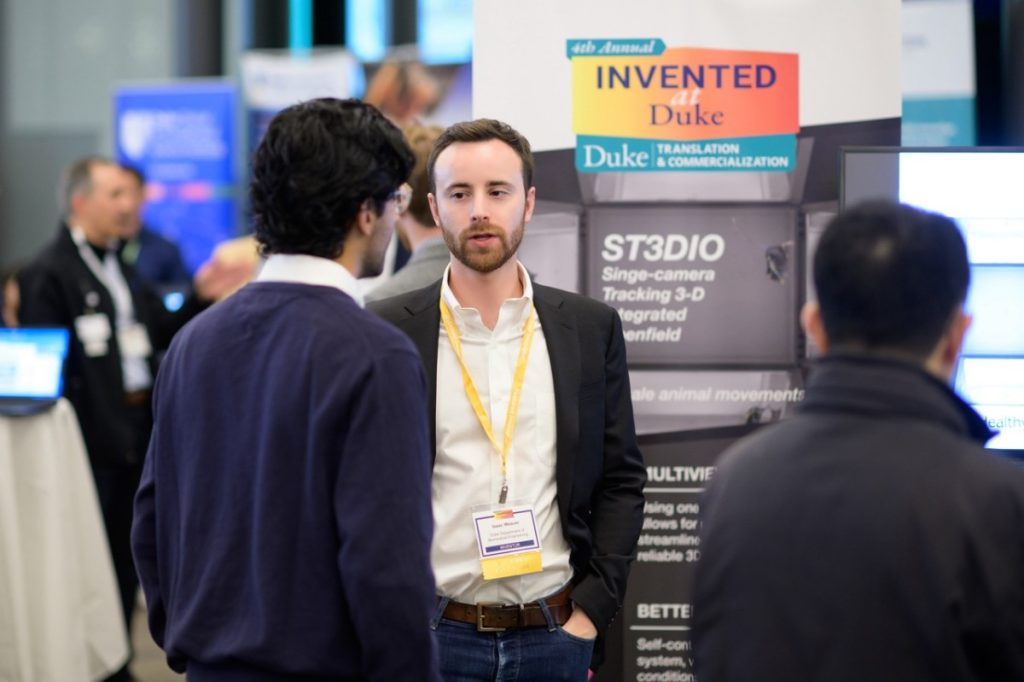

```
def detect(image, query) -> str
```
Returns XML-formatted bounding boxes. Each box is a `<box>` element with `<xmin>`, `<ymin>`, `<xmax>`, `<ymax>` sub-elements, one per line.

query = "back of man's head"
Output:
<box><xmin>813</xmin><ymin>200</ymin><xmax>969</xmax><ymax>359</ymax></box>
<box><xmin>251</xmin><ymin>98</ymin><xmax>414</xmax><ymax>259</ymax></box>
<box><xmin>403</xmin><ymin>123</ymin><xmax>443</xmax><ymax>227</ymax></box>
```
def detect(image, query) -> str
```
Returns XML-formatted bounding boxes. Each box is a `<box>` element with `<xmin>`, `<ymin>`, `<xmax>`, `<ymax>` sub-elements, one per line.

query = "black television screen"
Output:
<box><xmin>840</xmin><ymin>148</ymin><xmax>1024</xmax><ymax>452</ymax></box>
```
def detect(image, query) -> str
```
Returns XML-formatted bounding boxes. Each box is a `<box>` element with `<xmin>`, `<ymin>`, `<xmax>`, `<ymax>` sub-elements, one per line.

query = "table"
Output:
<box><xmin>0</xmin><ymin>398</ymin><xmax>129</xmax><ymax>681</ymax></box>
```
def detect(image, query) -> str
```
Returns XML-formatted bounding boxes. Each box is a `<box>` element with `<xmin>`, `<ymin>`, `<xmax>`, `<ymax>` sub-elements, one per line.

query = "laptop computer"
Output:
<box><xmin>0</xmin><ymin>327</ymin><xmax>71</xmax><ymax>417</ymax></box>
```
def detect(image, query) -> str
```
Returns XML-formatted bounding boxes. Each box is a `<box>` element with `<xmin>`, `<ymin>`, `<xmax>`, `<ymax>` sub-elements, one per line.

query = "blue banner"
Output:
<box><xmin>114</xmin><ymin>82</ymin><xmax>238</xmax><ymax>274</ymax></box>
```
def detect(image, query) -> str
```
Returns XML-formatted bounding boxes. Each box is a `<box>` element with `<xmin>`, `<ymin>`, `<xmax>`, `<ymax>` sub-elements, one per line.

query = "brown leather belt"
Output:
<box><xmin>124</xmin><ymin>389</ymin><xmax>152</xmax><ymax>407</ymax></box>
<box><xmin>441</xmin><ymin>584</ymin><xmax>574</xmax><ymax>632</ymax></box>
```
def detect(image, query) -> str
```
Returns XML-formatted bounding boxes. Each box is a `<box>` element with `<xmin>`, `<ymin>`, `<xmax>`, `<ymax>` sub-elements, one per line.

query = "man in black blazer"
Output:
<box><xmin>692</xmin><ymin>202</ymin><xmax>1024</xmax><ymax>681</ymax></box>
<box><xmin>370</xmin><ymin>118</ymin><xmax>646</xmax><ymax>681</ymax></box>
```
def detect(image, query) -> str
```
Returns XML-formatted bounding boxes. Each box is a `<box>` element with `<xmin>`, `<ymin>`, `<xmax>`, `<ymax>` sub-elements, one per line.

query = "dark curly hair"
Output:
<box><xmin>251</xmin><ymin>98</ymin><xmax>414</xmax><ymax>259</ymax></box>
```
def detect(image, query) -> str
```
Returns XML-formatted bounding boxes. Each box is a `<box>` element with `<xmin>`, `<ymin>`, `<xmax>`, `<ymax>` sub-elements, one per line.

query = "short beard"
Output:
<box><xmin>442</xmin><ymin>220</ymin><xmax>524</xmax><ymax>274</ymax></box>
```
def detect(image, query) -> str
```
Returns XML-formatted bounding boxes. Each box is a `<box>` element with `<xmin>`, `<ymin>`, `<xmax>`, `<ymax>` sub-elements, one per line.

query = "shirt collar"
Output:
<box><xmin>257</xmin><ymin>254</ymin><xmax>364</xmax><ymax>307</ymax></box>
<box><xmin>440</xmin><ymin>261</ymin><xmax>534</xmax><ymax>335</ymax></box>
<box><xmin>69</xmin><ymin>224</ymin><xmax>119</xmax><ymax>255</ymax></box>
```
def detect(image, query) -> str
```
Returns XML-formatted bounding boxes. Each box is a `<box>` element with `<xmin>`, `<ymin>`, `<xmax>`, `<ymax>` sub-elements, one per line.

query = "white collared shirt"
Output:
<box><xmin>433</xmin><ymin>263</ymin><xmax>572</xmax><ymax>604</ymax></box>
<box><xmin>256</xmin><ymin>254</ymin><xmax>364</xmax><ymax>306</ymax></box>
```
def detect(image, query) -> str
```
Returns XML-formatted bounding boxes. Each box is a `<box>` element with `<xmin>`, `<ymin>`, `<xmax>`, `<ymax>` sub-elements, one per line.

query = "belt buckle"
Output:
<box><xmin>475</xmin><ymin>603</ymin><xmax>506</xmax><ymax>632</ymax></box>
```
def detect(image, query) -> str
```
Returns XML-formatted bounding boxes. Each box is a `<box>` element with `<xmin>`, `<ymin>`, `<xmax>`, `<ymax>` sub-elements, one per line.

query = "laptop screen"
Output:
<box><xmin>0</xmin><ymin>328</ymin><xmax>71</xmax><ymax>400</ymax></box>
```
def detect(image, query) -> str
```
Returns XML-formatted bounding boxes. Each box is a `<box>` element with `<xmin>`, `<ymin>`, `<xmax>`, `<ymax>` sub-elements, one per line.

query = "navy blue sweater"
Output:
<box><xmin>132</xmin><ymin>282</ymin><xmax>439</xmax><ymax>681</ymax></box>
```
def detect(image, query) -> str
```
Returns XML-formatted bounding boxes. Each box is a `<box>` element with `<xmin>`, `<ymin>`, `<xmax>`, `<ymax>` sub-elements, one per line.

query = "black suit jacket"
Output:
<box><xmin>370</xmin><ymin>279</ymin><xmax>647</xmax><ymax>645</ymax></box>
<box><xmin>18</xmin><ymin>225</ymin><xmax>204</xmax><ymax>467</ymax></box>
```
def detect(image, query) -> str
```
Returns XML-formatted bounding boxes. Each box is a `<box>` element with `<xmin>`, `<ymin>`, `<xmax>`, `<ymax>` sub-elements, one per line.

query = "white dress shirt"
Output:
<box><xmin>433</xmin><ymin>263</ymin><xmax>572</xmax><ymax>605</ymax></box>
<box><xmin>256</xmin><ymin>253</ymin><xmax>364</xmax><ymax>305</ymax></box>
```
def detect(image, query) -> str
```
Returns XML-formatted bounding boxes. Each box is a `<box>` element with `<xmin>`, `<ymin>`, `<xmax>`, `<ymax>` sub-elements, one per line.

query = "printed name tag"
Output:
<box><xmin>75</xmin><ymin>313</ymin><xmax>111</xmax><ymax>357</ymax></box>
<box><xmin>472</xmin><ymin>503</ymin><xmax>543</xmax><ymax>580</ymax></box>
<box><xmin>117</xmin><ymin>323</ymin><xmax>153</xmax><ymax>359</ymax></box>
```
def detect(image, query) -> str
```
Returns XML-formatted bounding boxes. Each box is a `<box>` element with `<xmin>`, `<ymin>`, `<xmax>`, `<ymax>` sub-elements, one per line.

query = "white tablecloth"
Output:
<box><xmin>0</xmin><ymin>398</ymin><xmax>129</xmax><ymax>682</ymax></box>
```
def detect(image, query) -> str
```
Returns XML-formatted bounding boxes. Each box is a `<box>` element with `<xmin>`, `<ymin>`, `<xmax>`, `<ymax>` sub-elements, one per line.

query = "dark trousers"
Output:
<box><xmin>94</xmin><ymin>401</ymin><xmax>153</xmax><ymax>682</ymax></box>
<box><xmin>93</xmin><ymin>461</ymin><xmax>144</xmax><ymax>630</ymax></box>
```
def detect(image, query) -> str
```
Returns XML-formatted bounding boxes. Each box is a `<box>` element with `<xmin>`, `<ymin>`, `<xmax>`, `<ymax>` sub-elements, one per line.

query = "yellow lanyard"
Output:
<box><xmin>439</xmin><ymin>297</ymin><xmax>536</xmax><ymax>504</ymax></box>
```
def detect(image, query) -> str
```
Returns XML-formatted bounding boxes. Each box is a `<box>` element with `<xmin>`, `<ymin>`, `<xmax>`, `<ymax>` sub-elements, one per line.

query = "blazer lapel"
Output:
<box><xmin>393</xmin><ymin>282</ymin><xmax>443</xmax><ymax>462</ymax></box>
<box><xmin>533</xmin><ymin>284</ymin><xmax>580</xmax><ymax>523</ymax></box>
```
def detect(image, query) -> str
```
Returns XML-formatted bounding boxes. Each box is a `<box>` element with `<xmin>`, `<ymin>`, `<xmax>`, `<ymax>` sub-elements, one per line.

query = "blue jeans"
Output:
<box><xmin>431</xmin><ymin>597</ymin><xmax>595</xmax><ymax>682</ymax></box>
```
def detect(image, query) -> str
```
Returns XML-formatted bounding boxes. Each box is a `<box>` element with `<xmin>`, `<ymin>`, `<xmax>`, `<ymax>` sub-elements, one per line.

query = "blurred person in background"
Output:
<box><xmin>118</xmin><ymin>164</ymin><xmax>191</xmax><ymax>297</ymax></box>
<box><xmin>17</xmin><ymin>155</ymin><xmax>249</xmax><ymax>682</ymax></box>
<box><xmin>366</xmin><ymin>123</ymin><xmax>448</xmax><ymax>303</ymax></box>
<box><xmin>364</xmin><ymin>59</ymin><xmax>442</xmax><ymax>129</ymax></box>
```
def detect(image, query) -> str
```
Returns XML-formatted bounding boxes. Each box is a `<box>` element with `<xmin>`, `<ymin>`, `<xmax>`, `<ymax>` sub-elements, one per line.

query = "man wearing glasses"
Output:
<box><xmin>131</xmin><ymin>98</ymin><xmax>440</xmax><ymax>682</ymax></box>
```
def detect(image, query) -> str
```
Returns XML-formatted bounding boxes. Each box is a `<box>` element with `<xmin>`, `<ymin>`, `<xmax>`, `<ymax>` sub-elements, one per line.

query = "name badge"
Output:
<box><xmin>75</xmin><ymin>313</ymin><xmax>111</xmax><ymax>357</ymax></box>
<box><xmin>472</xmin><ymin>503</ymin><xmax>543</xmax><ymax>580</ymax></box>
<box><xmin>117</xmin><ymin>323</ymin><xmax>153</xmax><ymax>359</ymax></box>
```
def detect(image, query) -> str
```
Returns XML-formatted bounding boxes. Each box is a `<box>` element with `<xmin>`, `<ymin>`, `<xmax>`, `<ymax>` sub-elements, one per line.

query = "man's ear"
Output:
<box><xmin>523</xmin><ymin>186</ymin><xmax>536</xmax><ymax>224</ymax></box>
<box><xmin>353</xmin><ymin>199</ymin><xmax>376</xmax><ymax>238</ymax></box>
<box><xmin>940</xmin><ymin>309</ymin><xmax>972</xmax><ymax>369</ymax></box>
<box><xmin>428</xmin><ymin>193</ymin><xmax>441</xmax><ymax>227</ymax></box>
<box><xmin>924</xmin><ymin>308</ymin><xmax>972</xmax><ymax>383</ymax></box>
<box><xmin>69</xmin><ymin>191</ymin><xmax>87</xmax><ymax>217</ymax></box>
<box><xmin>801</xmin><ymin>301</ymin><xmax>829</xmax><ymax>355</ymax></box>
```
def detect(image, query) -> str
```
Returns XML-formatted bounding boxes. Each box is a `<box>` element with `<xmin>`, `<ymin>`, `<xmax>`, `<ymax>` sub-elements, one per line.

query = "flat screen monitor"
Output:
<box><xmin>840</xmin><ymin>148</ymin><xmax>1024</xmax><ymax>453</ymax></box>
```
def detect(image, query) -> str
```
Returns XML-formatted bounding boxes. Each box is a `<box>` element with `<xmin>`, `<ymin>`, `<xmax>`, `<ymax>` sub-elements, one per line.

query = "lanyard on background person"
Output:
<box><xmin>70</xmin><ymin>227</ymin><xmax>153</xmax><ymax>390</ymax></box>
<box><xmin>439</xmin><ymin>298</ymin><xmax>536</xmax><ymax>504</ymax></box>
<box><xmin>70</xmin><ymin>228</ymin><xmax>136</xmax><ymax>324</ymax></box>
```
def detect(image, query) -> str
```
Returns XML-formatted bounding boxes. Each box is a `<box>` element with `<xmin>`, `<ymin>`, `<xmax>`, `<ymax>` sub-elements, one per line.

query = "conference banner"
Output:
<box><xmin>113</xmin><ymin>81</ymin><xmax>237</xmax><ymax>275</ymax></box>
<box><xmin>475</xmin><ymin>2</ymin><xmax>901</xmax><ymax>680</ymax></box>
<box><xmin>240</xmin><ymin>49</ymin><xmax>363</xmax><ymax>152</ymax></box>
<box><xmin>569</xmin><ymin>42</ymin><xmax>799</xmax><ymax>172</ymax></box>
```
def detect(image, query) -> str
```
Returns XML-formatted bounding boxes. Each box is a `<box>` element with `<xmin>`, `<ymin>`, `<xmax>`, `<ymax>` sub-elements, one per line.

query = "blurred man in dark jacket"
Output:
<box><xmin>18</xmin><ymin>156</ymin><xmax>247</xmax><ymax>680</ymax></box>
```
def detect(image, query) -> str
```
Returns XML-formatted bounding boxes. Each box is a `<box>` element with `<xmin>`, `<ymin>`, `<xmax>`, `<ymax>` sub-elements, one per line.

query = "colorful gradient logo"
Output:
<box><xmin>568</xmin><ymin>41</ymin><xmax>799</xmax><ymax>172</ymax></box>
